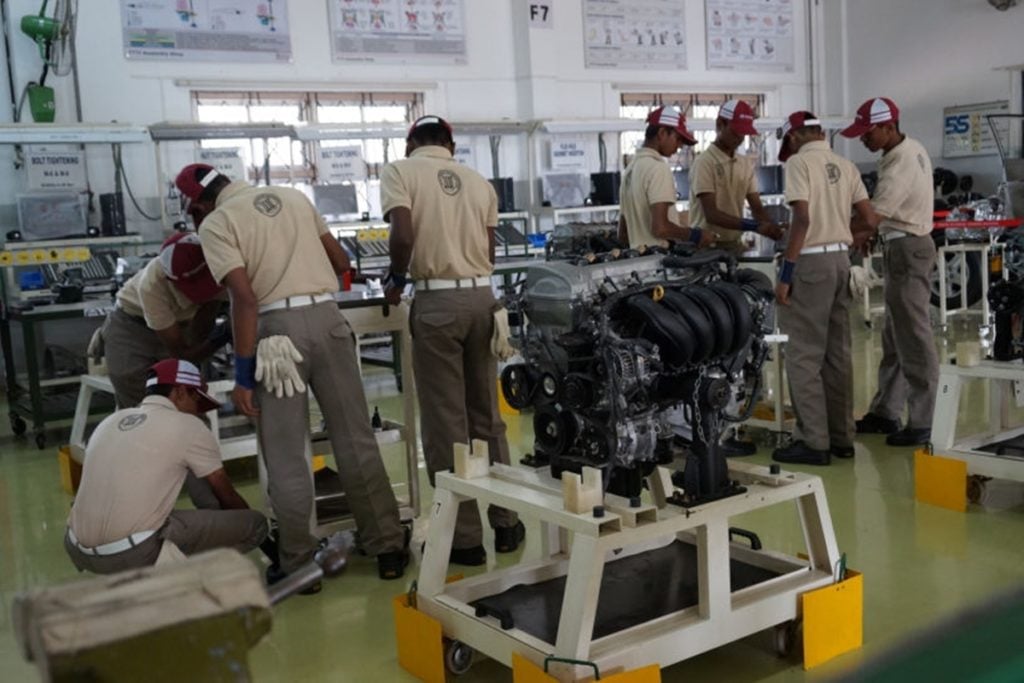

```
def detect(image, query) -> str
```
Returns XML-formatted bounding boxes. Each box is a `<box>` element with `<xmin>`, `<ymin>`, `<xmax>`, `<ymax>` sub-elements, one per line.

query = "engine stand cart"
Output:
<box><xmin>415</xmin><ymin>448</ymin><xmax>843</xmax><ymax>681</ymax></box>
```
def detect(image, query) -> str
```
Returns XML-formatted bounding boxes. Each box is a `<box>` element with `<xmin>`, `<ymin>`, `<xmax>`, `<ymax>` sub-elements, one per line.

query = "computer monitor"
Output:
<box><xmin>756</xmin><ymin>166</ymin><xmax>784</xmax><ymax>196</ymax></box>
<box><xmin>542</xmin><ymin>173</ymin><xmax>590</xmax><ymax>208</ymax></box>
<box><xmin>313</xmin><ymin>184</ymin><xmax>360</xmax><ymax>218</ymax></box>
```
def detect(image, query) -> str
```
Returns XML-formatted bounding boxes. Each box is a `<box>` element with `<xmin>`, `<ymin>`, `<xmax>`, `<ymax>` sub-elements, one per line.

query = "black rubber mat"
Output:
<box><xmin>470</xmin><ymin>539</ymin><xmax>779</xmax><ymax>644</ymax></box>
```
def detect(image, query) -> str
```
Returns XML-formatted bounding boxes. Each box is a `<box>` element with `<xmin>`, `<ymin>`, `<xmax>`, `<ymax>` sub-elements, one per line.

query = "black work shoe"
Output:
<box><xmin>831</xmin><ymin>445</ymin><xmax>855</xmax><ymax>459</ymax></box>
<box><xmin>265</xmin><ymin>564</ymin><xmax>322</xmax><ymax>595</ymax></box>
<box><xmin>719</xmin><ymin>437</ymin><xmax>757</xmax><ymax>457</ymax></box>
<box><xmin>494</xmin><ymin>521</ymin><xmax>526</xmax><ymax>553</ymax></box>
<box><xmin>772</xmin><ymin>441</ymin><xmax>830</xmax><ymax>466</ymax></box>
<box><xmin>449</xmin><ymin>545</ymin><xmax>487</xmax><ymax>566</ymax></box>
<box><xmin>377</xmin><ymin>550</ymin><xmax>410</xmax><ymax>580</ymax></box>
<box><xmin>855</xmin><ymin>412</ymin><xmax>901</xmax><ymax>434</ymax></box>
<box><xmin>886</xmin><ymin>428</ymin><xmax>931</xmax><ymax>447</ymax></box>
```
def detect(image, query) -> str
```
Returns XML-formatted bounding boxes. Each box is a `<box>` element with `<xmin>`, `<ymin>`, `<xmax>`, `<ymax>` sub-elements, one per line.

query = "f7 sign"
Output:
<box><xmin>942</xmin><ymin>100</ymin><xmax>1009</xmax><ymax>158</ymax></box>
<box><xmin>529</xmin><ymin>2</ymin><xmax>552</xmax><ymax>28</ymax></box>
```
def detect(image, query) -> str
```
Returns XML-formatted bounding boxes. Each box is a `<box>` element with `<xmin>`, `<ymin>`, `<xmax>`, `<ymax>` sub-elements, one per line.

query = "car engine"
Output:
<box><xmin>501</xmin><ymin>248</ymin><xmax>775</xmax><ymax>503</ymax></box>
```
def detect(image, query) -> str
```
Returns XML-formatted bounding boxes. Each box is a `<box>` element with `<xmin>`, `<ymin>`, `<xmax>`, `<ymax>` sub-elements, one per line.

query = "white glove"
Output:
<box><xmin>255</xmin><ymin>336</ymin><xmax>307</xmax><ymax>398</ymax></box>
<box><xmin>491</xmin><ymin>308</ymin><xmax>516</xmax><ymax>361</ymax></box>
<box><xmin>849</xmin><ymin>265</ymin><xmax>870</xmax><ymax>302</ymax></box>
<box><xmin>87</xmin><ymin>327</ymin><xmax>105</xmax><ymax>361</ymax></box>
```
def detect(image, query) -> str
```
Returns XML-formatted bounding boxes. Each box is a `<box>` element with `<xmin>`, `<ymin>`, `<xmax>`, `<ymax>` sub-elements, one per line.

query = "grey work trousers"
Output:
<box><xmin>868</xmin><ymin>235</ymin><xmax>939</xmax><ymax>430</ymax></box>
<box><xmin>101</xmin><ymin>308</ymin><xmax>218</xmax><ymax>509</ymax></box>
<box><xmin>778</xmin><ymin>251</ymin><xmax>854</xmax><ymax>451</ymax></box>
<box><xmin>410</xmin><ymin>288</ymin><xmax>518</xmax><ymax>550</ymax></box>
<box><xmin>103</xmin><ymin>309</ymin><xmax>166</xmax><ymax>408</ymax></box>
<box><xmin>64</xmin><ymin>508</ymin><xmax>268</xmax><ymax>575</ymax></box>
<box><xmin>256</xmin><ymin>302</ymin><xmax>404</xmax><ymax>572</ymax></box>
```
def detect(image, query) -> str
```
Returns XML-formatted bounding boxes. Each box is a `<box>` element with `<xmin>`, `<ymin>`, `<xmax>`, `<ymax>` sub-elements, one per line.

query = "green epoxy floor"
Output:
<box><xmin>2</xmin><ymin>316</ymin><xmax>1023</xmax><ymax>682</ymax></box>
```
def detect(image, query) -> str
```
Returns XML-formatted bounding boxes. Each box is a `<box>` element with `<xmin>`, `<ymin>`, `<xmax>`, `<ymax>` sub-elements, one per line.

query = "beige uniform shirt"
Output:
<box><xmin>379</xmin><ymin>146</ymin><xmax>496</xmax><ymax>280</ymax></box>
<box><xmin>199</xmin><ymin>181</ymin><xmax>338</xmax><ymax>305</ymax></box>
<box><xmin>784</xmin><ymin>141</ymin><xmax>868</xmax><ymax>248</ymax></box>
<box><xmin>68</xmin><ymin>395</ymin><xmax>222</xmax><ymax>547</ymax></box>
<box><xmin>116</xmin><ymin>258</ymin><xmax>202</xmax><ymax>330</ymax></box>
<box><xmin>872</xmin><ymin>136</ymin><xmax>934</xmax><ymax>237</ymax></box>
<box><xmin>620</xmin><ymin>147</ymin><xmax>678</xmax><ymax>250</ymax></box>
<box><xmin>688</xmin><ymin>143</ymin><xmax>758</xmax><ymax>244</ymax></box>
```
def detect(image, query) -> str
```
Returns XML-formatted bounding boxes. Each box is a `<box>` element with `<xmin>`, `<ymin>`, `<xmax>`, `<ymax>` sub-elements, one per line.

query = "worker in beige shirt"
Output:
<box><xmin>771</xmin><ymin>111</ymin><xmax>878</xmax><ymax>467</ymax></box>
<box><xmin>381</xmin><ymin>116</ymin><xmax>523</xmax><ymax>566</ymax></box>
<box><xmin>64</xmin><ymin>359</ymin><xmax>267</xmax><ymax>575</ymax></box>
<box><xmin>177</xmin><ymin>163</ymin><xmax>408</xmax><ymax>583</ymax></box>
<box><xmin>688</xmin><ymin>99</ymin><xmax>786</xmax><ymax>458</ymax></box>
<box><xmin>618</xmin><ymin>106</ymin><xmax>713</xmax><ymax>251</ymax></box>
<box><xmin>688</xmin><ymin>99</ymin><xmax>785</xmax><ymax>254</ymax></box>
<box><xmin>101</xmin><ymin>232</ymin><xmax>228</xmax><ymax>409</ymax></box>
<box><xmin>843</xmin><ymin>98</ymin><xmax>938</xmax><ymax>448</ymax></box>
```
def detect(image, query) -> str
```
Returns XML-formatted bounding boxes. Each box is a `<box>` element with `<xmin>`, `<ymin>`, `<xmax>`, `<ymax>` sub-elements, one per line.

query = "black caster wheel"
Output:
<box><xmin>35</xmin><ymin>432</ymin><xmax>46</xmax><ymax>450</ymax></box>
<box><xmin>966</xmin><ymin>475</ymin><xmax>990</xmax><ymax>504</ymax></box>
<box><xmin>444</xmin><ymin>639</ymin><xmax>474</xmax><ymax>675</ymax></box>
<box><xmin>774</xmin><ymin>619</ymin><xmax>800</xmax><ymax>657</ymax></box>
<box><xmin>10</xmin><ymin>415</ymin><xmax>27</xmax><ymax>437</ymax></box>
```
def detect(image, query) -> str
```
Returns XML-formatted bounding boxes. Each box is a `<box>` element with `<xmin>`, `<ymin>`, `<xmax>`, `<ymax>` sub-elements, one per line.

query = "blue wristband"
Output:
<box><xmin>235</xmin><ymin>355</ymin><xmax>256</xmax><ymax>390</ymax></box>
<box><xmin>778</xmin><ymin>259</ymin><xmax>797</xmax><ymax>285</ymax></box>
<box><xmin>740</xmin><ymin>218</ymin><xmax>759</xmax><ymax>232</ymax></box>
<box><xmin>689</xmin><ymin>228</ymin><xmax>704</xmax><ymax>245</ymax></box>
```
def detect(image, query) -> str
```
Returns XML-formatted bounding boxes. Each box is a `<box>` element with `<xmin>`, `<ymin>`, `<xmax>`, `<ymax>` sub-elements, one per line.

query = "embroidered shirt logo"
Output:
<box><xmin>253</xmin><ymin>193</ymin><xmax>283</xmax><ymax>217</ymax></box>
<box><xmin>437</xmin><ymin>170</ymin><xmax>462</xmax><ymax>196</ymax></box>
<box><xmin>117</xmin><ymin>414</ymin><xmax>147</xmax><ymax>431</ymax></box>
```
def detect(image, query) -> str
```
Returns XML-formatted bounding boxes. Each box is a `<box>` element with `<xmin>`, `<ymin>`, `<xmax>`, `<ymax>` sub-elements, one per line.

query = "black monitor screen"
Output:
<box><xmin>757</xmin><ymin>166</ymin><xmax>784</xmax><ymax>196</ymax></box>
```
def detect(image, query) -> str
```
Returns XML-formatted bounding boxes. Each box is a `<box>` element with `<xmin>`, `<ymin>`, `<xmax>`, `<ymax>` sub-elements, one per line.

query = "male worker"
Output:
<box><xmin>618</xmin><ymin>105</ymin><xmax>713</xmax><ymax>250</ymax></box>
<box><xmin>843</xmin><ymin>98</ymin><xmax>938</xmax><ymax>447</ymax></box>
<box><xmin>64</xmin><ymin>359</ymin><xmax>268</xmax><ymax>574</ymax></box>
<box><xmin>380</xmin><ymin>116</ymin><xmax>524</xmax><ymax>566</ymax></box>
<box><xmin>178</xmin><ymin>163</ymin><xmax>409</xmax><ymax>581</ymax></box>
<box><xmin>687</xmin><ymin>99</ymin><xmax>785</xmax><ymax>252</ymax></box>
<box><xmin>688</xmin><ymin>99</ymin><xmax>786</xmax><ymax>456</ymax></box>
<box><xmin>101</xmin><ymin>232</ymin><xmax>228</xmax><ymax>409</ymax></box>
<box><xmin>771</xmin><ymin>111</ymin><xmax>878</xmax><ymax>466</ymax></box>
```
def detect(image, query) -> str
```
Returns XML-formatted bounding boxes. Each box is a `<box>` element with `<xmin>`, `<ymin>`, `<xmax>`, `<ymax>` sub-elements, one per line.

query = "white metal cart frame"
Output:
<box><xmin>417</xmin><ymin>461</ymin><xmax>840</xmax><ymax>681</ymax></box>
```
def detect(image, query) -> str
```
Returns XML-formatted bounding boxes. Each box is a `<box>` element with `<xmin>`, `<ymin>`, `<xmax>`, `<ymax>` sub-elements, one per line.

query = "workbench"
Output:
<box><xmin>1</xmin><ymin>299</ymin><xmax>115</xmax><ymax>448</ymax></box>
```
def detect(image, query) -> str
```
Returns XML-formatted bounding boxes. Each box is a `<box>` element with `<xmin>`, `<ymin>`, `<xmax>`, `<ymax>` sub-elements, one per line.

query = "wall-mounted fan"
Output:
<box><xmin>18</xmin><ymin>0</ymin><xmax>77</xmax><ymax>122</ymax></box>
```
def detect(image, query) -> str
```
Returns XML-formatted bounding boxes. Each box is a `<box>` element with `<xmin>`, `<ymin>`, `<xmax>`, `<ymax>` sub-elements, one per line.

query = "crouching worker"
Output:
<box><xmin>64</xmin><ymin>359</ymin><xmax>269</xmax><ymax>574</ymax></box>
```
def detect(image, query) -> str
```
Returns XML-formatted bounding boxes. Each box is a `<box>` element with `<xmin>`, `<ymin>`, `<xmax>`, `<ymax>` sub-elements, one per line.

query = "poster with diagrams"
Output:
<box><xmin>582</xmin><ymin>0</ymin><xmax>687</xmax><ymax>71</ymax></box>
<box><xmin>705</xmin><ymin>0</ymin><xmax>794</xmax><ymax>72</ymax></box>
<box><xmin>328</xmin><ymin>0</ymin><xmax>467</xmax><ymax>64</ymax></box>
<box><xmin>121</xmin><ymin>0</ymin><xmax>292</xmax><ymax>61</ymax></box>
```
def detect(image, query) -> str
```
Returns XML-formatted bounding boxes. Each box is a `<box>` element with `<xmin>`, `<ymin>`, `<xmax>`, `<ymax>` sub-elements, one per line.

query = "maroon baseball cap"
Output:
<box><xmin>159</xmin><ymin>232</ymin><xmax>223</xmax><ymax>304</ymax></box>
<box><xmin>407</xmin><ymin>115</ymin><xmax>453</xmax><ymax>140</ymax></box>
<box><xmin>147</xmin><ymin>359</ymin><xmax>220</xmax><ymax>413</ymax></box>
<box><xmin>719</xmin><ymin>99</ymin><xmax>759</xmax><ymax>136</ymax></box>
<box><xmin>646</xmin><ymin>106</ymin><xmax>698</xmax><ymax>145</ymax></box>
<box><xmin>777</xmin><ymin>111</ymin><xmax>822</xmax><ymax>162</ymax></box>
<box><xmin>174</xmin><ymin>164</ymin><xmax>222</xmax><ymax>209</ymax></box>
<box><xmin>840</xmin><ymin>97</ymin><xmax>900</xmax><ymax>138</ymax></box>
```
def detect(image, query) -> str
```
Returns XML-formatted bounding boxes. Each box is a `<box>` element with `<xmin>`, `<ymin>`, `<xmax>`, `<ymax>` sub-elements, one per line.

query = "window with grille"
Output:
<box><xmin>619</xmin><ymin>93</ymin><xmax>765</xmax><ymax>169</ymax></box>
<box><xmin>192</xmin><ymin>90</ymin><xmax>423</xmax><ymax>217</ymax></box>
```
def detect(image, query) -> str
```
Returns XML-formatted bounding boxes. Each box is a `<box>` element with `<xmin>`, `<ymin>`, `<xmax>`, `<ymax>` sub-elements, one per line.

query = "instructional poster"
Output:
<box><xmin>942</xmin><ymin>101</ymin><xmax>1010</xmax><ymax>159</ymax></box>
<box><xmin>121</xmin><ymin>0</ymin><xmax>292</xmax><ymax>62</ymax></box>
<box><xmin>705</xmin><ymin>0</ymin><xmax>794</xmax><ymax>72</ymax></box>
<box><xmin>328</xmin><ymin>0</ymin><xmax>467</xmax><ymax>64</ymax></box>
<box><xmin>583</xmin><ymin>0</ymin><xmax>687</xmax><ymax>70</ymax></box>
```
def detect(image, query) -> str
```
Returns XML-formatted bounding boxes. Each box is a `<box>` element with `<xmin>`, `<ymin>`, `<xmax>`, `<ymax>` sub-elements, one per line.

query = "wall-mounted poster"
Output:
<box><xmin>121</xmin><ymin>0</ymin><xmax>292</xmax><ymax>62</ymax></box>
<box><xmin>705</xmin><ymin>0</ymin><xmax>794</xmax><ymax>72</ymax></box>
<box><xmin>583</xmin><ymin>0</ymin><xmax>687</xmax><ymax>71</ymax></box>
<box><xmin>328</xmin><ymin>0</ymin><xmax>467</xmax><ymax>64</ymax></box>
<box><xmin>942</xmin><ymin>101</ymin><xmax>1010</xmax><ymax>159</ymax></box>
